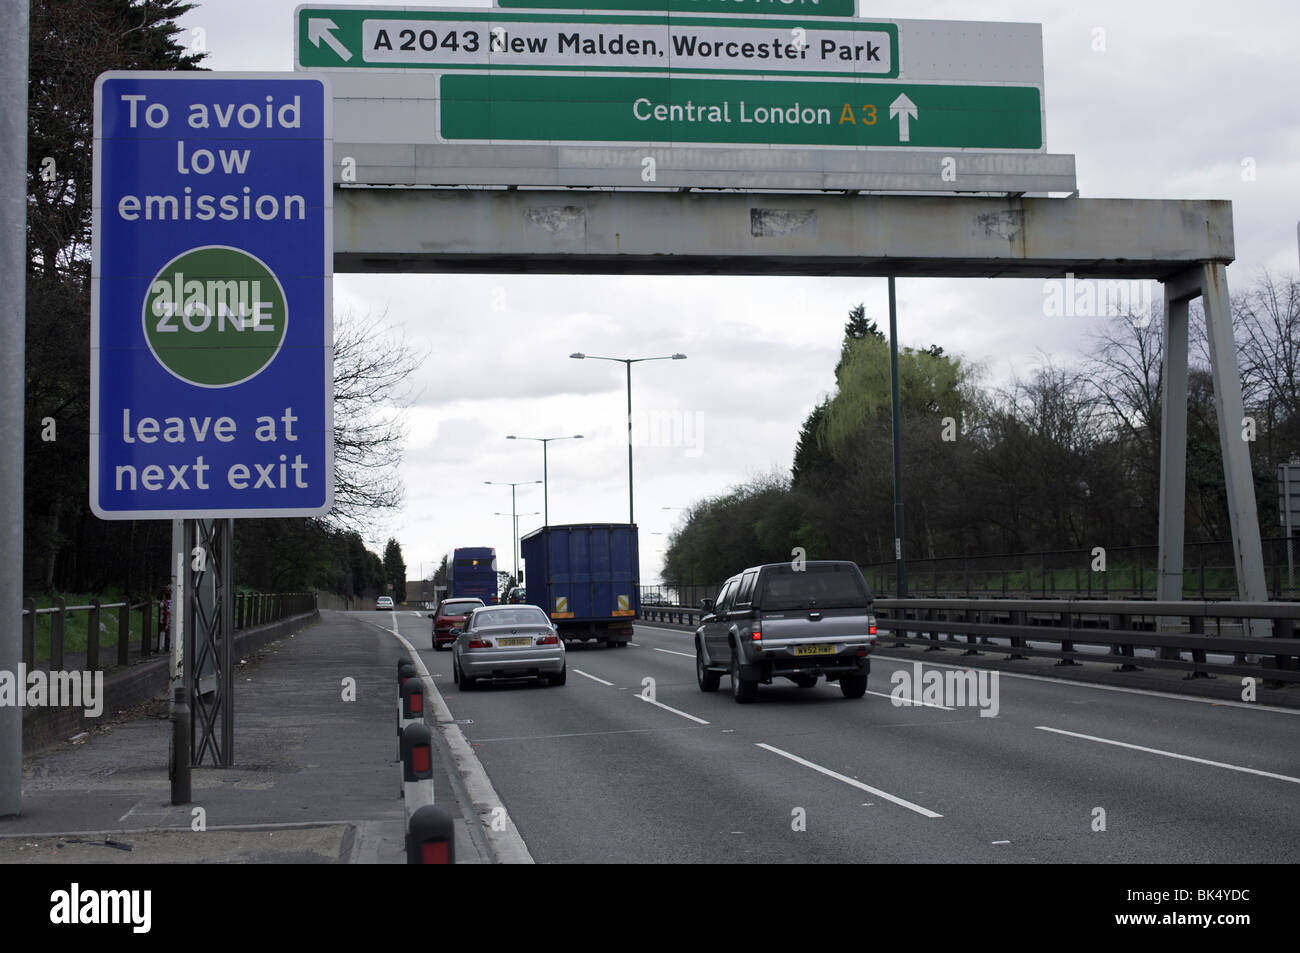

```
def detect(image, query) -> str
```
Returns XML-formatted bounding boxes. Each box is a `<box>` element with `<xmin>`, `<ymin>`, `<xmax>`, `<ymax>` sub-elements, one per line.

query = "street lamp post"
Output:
<box><xmin>569</xmin><ymin>352</ymin><xmax>686</xmax><ymax>524</ymax></box>
<box><xmin>485</xmin><ymin>480</ymin><xmax>541</xmax><ymax>581</ymax></box>
<box><xmin>506</xmin><ymin>434</ymin><xmax>583</xmax><ymax>526</ymax></box>
<box><xmin>495</xmin><ymin>511</ymin><xmax>539</xmax><ymax>583</ymax></box>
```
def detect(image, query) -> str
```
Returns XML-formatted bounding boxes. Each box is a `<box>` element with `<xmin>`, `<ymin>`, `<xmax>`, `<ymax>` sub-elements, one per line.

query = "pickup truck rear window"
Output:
<box><xmin>758</xmin><ymin>566</ymin><xmax>869</xmax><ymax>610</ymax></box>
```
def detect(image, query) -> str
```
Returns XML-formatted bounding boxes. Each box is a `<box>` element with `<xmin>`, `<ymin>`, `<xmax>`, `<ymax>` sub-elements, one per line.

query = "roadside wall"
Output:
<box><xmin>21</xmin><ymin>610</ymin><xmax>320</xmax><ymax>754</ymax></box>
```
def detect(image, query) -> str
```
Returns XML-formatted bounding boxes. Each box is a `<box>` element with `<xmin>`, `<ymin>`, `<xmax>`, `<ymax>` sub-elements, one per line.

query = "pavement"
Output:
<box><xmin>0</xmin><ymin>610</ymin><xmax>497</xmax><ymax>864</ymax></box>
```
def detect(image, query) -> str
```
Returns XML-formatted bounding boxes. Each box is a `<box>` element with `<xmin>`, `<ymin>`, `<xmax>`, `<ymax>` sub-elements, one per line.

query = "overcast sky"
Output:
<box><xmin>176</xmin><ymin>0</ymin><xmax>1300</xmax><ymax>587</ymax></box>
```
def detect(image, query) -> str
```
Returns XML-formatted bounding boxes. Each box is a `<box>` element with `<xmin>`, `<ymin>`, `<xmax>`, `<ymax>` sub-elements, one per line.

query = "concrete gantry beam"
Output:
<box><xmin>333</xmin><ymin>189</ymin><xmax>1232</xmax><ymax>279</ymax></box>
<box><xmin>331</xmin><ymin>183</ymin><xmax>1267</xmax><ymax>620</ymax></box>
<box><xmin>334</xmin><ymin>142</ymin><xmax>1080</xmax><ymax>195</ymax></box>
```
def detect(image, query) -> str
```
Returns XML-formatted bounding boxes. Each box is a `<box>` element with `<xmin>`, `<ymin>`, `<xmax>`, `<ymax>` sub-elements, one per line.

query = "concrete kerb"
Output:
<box><xmin>380</xmin><ymin>619</ymin><xmax>534</xmax><ymax>864</ymax></box>
<box><xmin>20</xmin><ymin>610</ymin><xmax>322</xmax><ymax>753</ymax></box>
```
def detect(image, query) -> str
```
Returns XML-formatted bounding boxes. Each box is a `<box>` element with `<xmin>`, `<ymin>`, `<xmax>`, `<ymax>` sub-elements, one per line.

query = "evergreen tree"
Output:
<box><xmin>835</xmin><ymin>303</ymin><xmax>885</xmax><ymax>378</ymax></box>
<box><xmin>383</xmin><ymin>539</ymin><xmax>407</xmax><ymax>602</ymax></box>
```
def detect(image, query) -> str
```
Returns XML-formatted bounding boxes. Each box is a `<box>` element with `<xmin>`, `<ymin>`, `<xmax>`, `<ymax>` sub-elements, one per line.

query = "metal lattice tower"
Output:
<box><xmin>186</xmin><ymin>519</ymin><xmax>234</xmax><ymax>767</ymax></box>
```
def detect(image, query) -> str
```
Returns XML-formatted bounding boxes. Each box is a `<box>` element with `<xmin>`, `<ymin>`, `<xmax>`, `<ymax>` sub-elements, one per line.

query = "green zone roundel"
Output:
<box><xmin>142</xmin><ymin>245</ymin><xmax>288</xmax><ymax>388</ymax></box>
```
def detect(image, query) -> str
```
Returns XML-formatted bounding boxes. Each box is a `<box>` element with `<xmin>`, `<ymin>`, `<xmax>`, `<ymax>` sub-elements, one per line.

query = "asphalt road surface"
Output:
<box><xmin>378</xmin><ymin>610</ymin><xmax>1300</xmax><ymax>864</ymax></box>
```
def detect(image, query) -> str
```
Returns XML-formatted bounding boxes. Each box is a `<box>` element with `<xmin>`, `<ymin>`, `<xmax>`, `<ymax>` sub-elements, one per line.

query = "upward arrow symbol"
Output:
<box><xmin>308</xmin><ymin>18</ymin><xmax>352</xmax><ymax>62</ymax></box>
<box><xmin>889</xmin><ymin>93</ymin><xmax>918</xmax><ymax>143</ymax></box>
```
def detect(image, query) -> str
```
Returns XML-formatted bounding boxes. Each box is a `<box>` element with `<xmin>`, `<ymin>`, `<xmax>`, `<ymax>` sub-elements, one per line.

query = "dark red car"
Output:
<box><xmin>430</xmin><ymin>597</ymin><xmax>485</xmax><ymax>651</ymax></box>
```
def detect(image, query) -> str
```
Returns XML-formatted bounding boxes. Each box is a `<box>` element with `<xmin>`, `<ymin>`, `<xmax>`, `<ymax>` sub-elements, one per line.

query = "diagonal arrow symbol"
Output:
<box><xmin>889</xmin><ymin>93</ymin><xmax>918</xmax><ymax>143</ymax></box>
<box><xmin>308</xmin><ymin>17</ymin><xmax>352</xmax><ymax>62</ymax></box>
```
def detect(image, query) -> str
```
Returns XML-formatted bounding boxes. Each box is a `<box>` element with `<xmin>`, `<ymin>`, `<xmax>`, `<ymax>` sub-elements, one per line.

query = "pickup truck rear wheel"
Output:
<box><xmin>840</xmin><ymin>672</ymin><xmax>868</xmax><ymax>698</ymax></box>
<box><xmin>731</xmin><ymin>651</ymin><xmax>757</xmax><ymax>704</ymax></box>
<box><xmin>696</xmin><ymin>642</ymin><xmax>721</xmax><ymax>692</ymax></box>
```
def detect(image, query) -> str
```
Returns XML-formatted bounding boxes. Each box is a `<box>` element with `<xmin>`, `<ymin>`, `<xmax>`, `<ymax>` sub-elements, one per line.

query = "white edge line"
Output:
<box><xmin>755</xmin><ymin>742</ymin><xmax>943</xmax><ymax>818</ymax></box>
<box><xmin>653</xmin><ymin>647</ymin><xmax>696</xmax><ymax>658</ymax></box>
<box><xmin>1034</xmin><ymin>726</ymin><xmax>1300</xmax><ymax>785</ymax></box>
<box><xmin>378</xmin><ymin>617</ymin><xmax>536</xmax><ymax>864</ymax></box>
<box><xmin>572</xmin><ymin>668</ymin><xmax>613</xmax><ymax>686</ymax></box>
<box><xmin>635</xmin><ymin>695</ymin><xmax>710</xmax><ymax>725</ymax></box>
<box><xmin>872</xmin><ymin>651</ymin><xmax>1300</xmax><ymax>716</ymax></box>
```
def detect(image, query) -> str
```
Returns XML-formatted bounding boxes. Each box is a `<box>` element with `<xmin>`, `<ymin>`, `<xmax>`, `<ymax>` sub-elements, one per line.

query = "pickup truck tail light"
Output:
<box><xmin>750</xmin><ymin>621</ymin><xmax>762</xmax><ymax>642</ymax></box>
<box><xmin>868</xmin><ymin>614</ymin><xmax>877</xmax><ymax>636</ymax></box>
<box><xmin>469</xmin><ymin>638</ymin><xmax>492</xmax><ymax>649</ymax></box>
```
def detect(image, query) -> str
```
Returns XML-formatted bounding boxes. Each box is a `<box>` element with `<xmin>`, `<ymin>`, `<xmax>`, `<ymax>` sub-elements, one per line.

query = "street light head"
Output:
<box><xmin>506</xmin><ymin>435</ymin><xmax>517</xmax><ymax>440</ymax></box>
<box><xmin>569</xmin><ymin>352</ymin><xmax>585</xmax><ymax>359</ymax></box>
<box><xmin>671</xmin><ymin>353</ymin><xmax>687</xmax><ymax>360</ymax></box>
<box><xmin>574</xmin><ymin>434</ymin><xmax>584</xmax><ymax>439</ymax></box>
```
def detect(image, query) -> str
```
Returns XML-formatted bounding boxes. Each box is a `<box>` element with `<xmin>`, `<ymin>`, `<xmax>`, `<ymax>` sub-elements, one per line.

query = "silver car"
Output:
<box><xmin>452</xmin><ymin>604</ymin><xmax>566</xmax><ymax>690</ymax></box>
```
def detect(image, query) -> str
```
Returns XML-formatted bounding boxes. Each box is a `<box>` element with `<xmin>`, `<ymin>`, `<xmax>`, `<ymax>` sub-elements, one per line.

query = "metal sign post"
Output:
<box><xmin>0</xmin><ymin>0</ymin><xmax>27</xmax><ymax>820</ymax></box>
<box><xmin>1280</xmin><ymin>463</ymin><xmax>1300</xmax><ymax>598</ymax></box>
<box><xmin>888</xmin><ymin>277</ymin><xmax>907</xmax><ymax>619</ymax></box>
<box><xmin>169</xmin><ymin>520</ymin><xmax>189</xmax><ymax>803</ymax></box>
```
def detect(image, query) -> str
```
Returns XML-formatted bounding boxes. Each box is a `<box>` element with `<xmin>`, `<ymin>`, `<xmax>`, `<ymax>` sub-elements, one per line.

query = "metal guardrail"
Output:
<box><xmin>874</xmin><ymin>597</ymin><xmax>1300</xmax><ymax>684</ymax></box>
<box><xmin>640</xmin><ymin>607</ymin><xmax>706</xmax><ymax>627</ymax></box>
<box><xmin>19</xmin><ymin>592</ymin><xmax>317</xmax><ymax>672</ymax></box>
<box><xmin>640</xmin><ymin>597</ymin><xmax>1300</xmax><ymax>684</ymax></box>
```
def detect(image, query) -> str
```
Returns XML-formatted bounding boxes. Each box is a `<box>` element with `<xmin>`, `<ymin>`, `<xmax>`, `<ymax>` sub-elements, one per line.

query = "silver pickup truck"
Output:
<box><xmin>695</xmin><ymin>561</ymin><xmax>878</xmax><ymax>703</ymax></box>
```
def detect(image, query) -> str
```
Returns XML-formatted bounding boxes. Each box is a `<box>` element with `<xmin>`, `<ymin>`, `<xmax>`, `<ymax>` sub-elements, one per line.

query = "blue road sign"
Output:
<box><xmin>92</xmin><ymin>72</ymin><xmax>333</xmax><ymax>518</ymax></box>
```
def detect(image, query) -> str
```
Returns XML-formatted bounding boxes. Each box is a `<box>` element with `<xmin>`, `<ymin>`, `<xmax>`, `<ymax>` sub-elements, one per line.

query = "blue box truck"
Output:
<box><xmin>451</xmin><ymin>546</ymin><xmax>499</xmax><ymax>604</ymax></box>
<box><xmin>519</xmin><ymin>524</ymin><xmax>639</xmax><ymax>648</ymax></box>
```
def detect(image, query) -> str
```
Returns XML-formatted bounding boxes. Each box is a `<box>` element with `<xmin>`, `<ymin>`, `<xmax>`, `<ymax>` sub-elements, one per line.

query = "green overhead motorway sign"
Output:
<box><xmin>296</xmin><ymin>6</ymin><xmax>1060</xmax><ymax>188</ymax></box>
<box><xmin>441</xmin><ymin>74</ymin><xmax>1042</xmax><ymax>148</ymax></box>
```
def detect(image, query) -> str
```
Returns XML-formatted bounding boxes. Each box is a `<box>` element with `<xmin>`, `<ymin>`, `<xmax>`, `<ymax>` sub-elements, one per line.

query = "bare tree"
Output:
<box><xmin>329</xmin><ymin>309</ymin><xmax>426</xmax><ymax>528</ymax></box>
<box><xmin>1233</xmin><ymin>270</ymin><xmax>1300</xmax><ymax>430</ymax></box>
<box><xmin>1086</xmin><ymin>309</ymin><xmax>1164</xmax><ymax>439</ymax></box>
